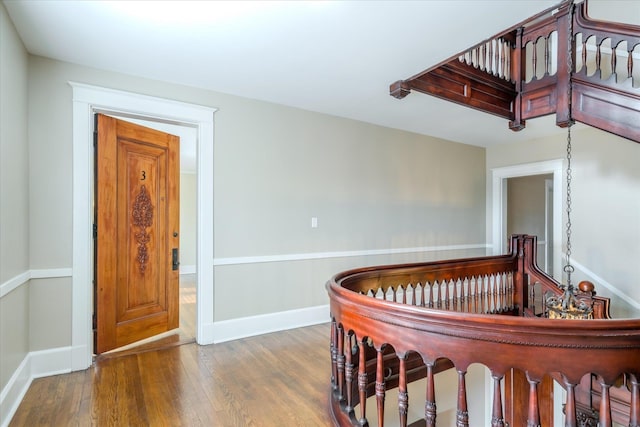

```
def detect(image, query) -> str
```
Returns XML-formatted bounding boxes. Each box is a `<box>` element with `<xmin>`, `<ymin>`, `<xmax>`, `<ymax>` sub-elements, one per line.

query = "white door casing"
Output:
<box><xmin>71</xmin><ymin>82</ymin><xmax>216</xmax><ymax>369</ymax></box>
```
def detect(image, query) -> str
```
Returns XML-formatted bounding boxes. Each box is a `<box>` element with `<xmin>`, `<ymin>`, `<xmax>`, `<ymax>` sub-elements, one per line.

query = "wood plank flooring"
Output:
<box><xmin>9</xmin><ymin>324</ymin><xmax>333</xmax><ymax>426</ymax></box>
<box><xmin>98</xmin><ymin>274</ymin><xmax>197</xmax><ymax>359</ymax></box>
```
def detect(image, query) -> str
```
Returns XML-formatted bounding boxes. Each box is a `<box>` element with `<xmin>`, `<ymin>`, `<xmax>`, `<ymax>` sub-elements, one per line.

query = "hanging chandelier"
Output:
<box><xmin>546</xmin><ymin>124</ymin><xmax>594</xmax><ymax>320</ymax></box>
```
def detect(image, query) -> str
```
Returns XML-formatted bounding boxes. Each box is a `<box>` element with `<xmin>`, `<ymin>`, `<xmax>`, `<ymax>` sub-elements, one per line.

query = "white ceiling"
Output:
<box><xmin>4</xmin><ymin>0</ymin><xmax>573</xmax><ymax>148</ymax></box>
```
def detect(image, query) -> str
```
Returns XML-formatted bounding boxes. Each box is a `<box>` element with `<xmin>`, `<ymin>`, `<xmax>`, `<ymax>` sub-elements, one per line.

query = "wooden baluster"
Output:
<box><xmin>401</xmin><ymin>285</ymin><xmax>407</xmax><ymax>304</ymax></box>
<box><xmin>345</xmin><ymin>333</ymin><xmax>354</xmax><ymax>413</ymax></box>
<box><xmin>502</xmin><ymin>273</ymin><xmax>508</xmax><ymax>311</ymax></box>
<box><xmin>410</xmin><ymin>283</ymin><xmax>416</xmax><ymax>306</ymax></box>
<box><xmin>628</xmin><ymin>47</ymin><xmax>634</xmax><ymax>81</ymax></box>
<box><xmin>480</xmin><ymin>275</ymin><xmax>487</xmax><ymax>313</ymax></box>
<box><xmin>331</xmin><ymin>319</ymin><xmax>338</xmax><ymax>391</ymax></box>
<box><xmin>544</xmin><ymin>35</ymin><xmax>550</xmax><ymax>76</ymax></box>
<box><xmin>398</xmin><ymin>356</ymin><xmax>408</xmax><ymax>427</ymax></box>
<box><xmin>629</xmin><ymin>374</ymin><xmax>640</xmax><ymax>427</ymax></box>
<box><xmin>473</xmin><ymin>276</ymin><xmax>479</xmax><ymax>313</ymax></box>
<box><xmin>358</xmin><ymin>339</ymin><xmax>368</xmax><ymax>425</ymax></box>
<box><xmin>497</xmin><ymin>274</ymin><xmax>503</xmax><ymax>312</ymax></box>
<box><xmin>445</xmin><ymin>279</ymin><xmax>451</xmax><ymax>310</ymax></box>
<box><xmin>425</xmin><ymin>364</ymin><xmax>437</xmax><ymax>427</ymax></box>
<box><xmin>466</xmin><ymin>277</ymin><xmax>472</xmax><ymax>313</ymax></box>
<box><xmin>527</xmin><ymin>378</ymin><xmax>541</xmax><ymax>427</ymax></box>
<box><xmin>376</xmin><ymin>347</ymin><xmax>386</xmax><ymax>427</ymax></box>
<box><xmin>337</xmin><ymin>326</ymin><xmax>345</xmax><ymax>402</ymax></box>
<box><xmin>599</xmin><ymin>382</ymin><xmax>612</xmax><ymax>427</ymax></box>
<box><xmin>596</xmin><ymin>42</ymin><xmax>602</xmax><ymax>78</ymax></box>
<box><xmin>436</xmin><ymin>281</ymin><xmax>443</xmax><ymax>309</ymax></box>
<box><xmin>420</xmin><ymin>282</ymin><xmax>425</xmax><ymax>307</ymax></box>
<box><xmin>532</xmin><ymin>40</ymin><xmax>538</xmax><ymax>79</ymax></box>
<box><xmin>428</xmin><ymin>282</ymin><xmax>434</xmax><ymax>308</ymax></box>
<box><xmin>492</xmin><ymin>274</ymin><xmax>498</xmax><ymax>313</ymax></box>
<box><xmin>582</xmin><ymin>37</ymin><xmax>588</xmax><ymax>74</ymax></box>
<box><xmin>500</xmin><ymin>39</ymin><xmax>506</xmax><ymax>79</ymax></box>
<box><xmin>392</xmin><ymin>286</ymin><xmax>397</xmax><ymax>302</ymax></box>
<box><xmin>491</xmin><ymin>375</ymin><xmax>505</xmax><ymax>427</ymax></box>
<box><xmin>452</xmin><ymin>279</ymin><xmax>458</xmax><ymax>311</ymax></box>
<box><xmin>482</xmin><ymin>42</ymin><xmax>487</xmax><ymax>72</ymax></box>
<box><xmin>509</xmin><ymin>273</ymin><xmax>515</xmax><ymax>309</ymax></box>
<box><xmin>457</xmin><ymin>370</ymin><xmax>469</xmax><ymax>427</ymax></box>
<box><xmin>563</xmin><ymin>377</ymin><xmax>577</xmax><ymax>427</ymax></box>
<box><xmin>611</xmin><ymin>44</ymin><xmax>617</xmax><ymax>80</ymax></box>
<box><xmin>495</xmin><ymin>39</ymin><xmax>500</xmax><ymax>76</ymax></box>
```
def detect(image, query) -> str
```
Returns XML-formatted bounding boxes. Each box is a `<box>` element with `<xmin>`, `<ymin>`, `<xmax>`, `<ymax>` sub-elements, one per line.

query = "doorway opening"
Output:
<box><xmin>71</xmin><ymin>82</ymin><xmax>216</xmax><ymax>369</ymax></box>
<box><xmin>505</xmin><ymin>174</ymin><xmax>554</xmax><ymax>275</ymax></box>
<box><xmin>491</xmin><ymin>159</ymin><xmax>563</xmax><ymax>280</ymax></box>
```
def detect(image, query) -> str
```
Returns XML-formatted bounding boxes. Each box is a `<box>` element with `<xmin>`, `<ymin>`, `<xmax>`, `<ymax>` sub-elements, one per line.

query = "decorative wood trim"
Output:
<box><xmin>132</xmin><ymin>184</ymin><xmax>154</xmax><ymax>274</ymax></box>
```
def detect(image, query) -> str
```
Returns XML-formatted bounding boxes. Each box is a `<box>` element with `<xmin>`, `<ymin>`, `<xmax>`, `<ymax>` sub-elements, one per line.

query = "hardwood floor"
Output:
<box><xmin>98</xmin><ymin>274</ymin><xmax>197</xmax><ymax>359</ymax></box>
<box><xmin>9</xmin><ymin>324</ymin><xmax>333</xmax><ymax>426</ymax></box>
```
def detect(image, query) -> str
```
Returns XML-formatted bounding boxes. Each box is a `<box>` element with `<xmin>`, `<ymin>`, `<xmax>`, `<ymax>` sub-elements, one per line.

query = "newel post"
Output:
<box><xmin>512</xmin><ymin>235</ymin><xmax>528</xmax><ymax>314</ymax></box>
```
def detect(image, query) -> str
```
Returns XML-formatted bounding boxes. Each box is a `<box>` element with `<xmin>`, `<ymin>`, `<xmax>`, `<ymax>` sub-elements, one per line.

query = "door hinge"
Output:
<box><xmin>92</xmin><ymin>223</ymin><xmax>97</xmax><ymax>239</ymax></box>
<box><xmin>93</xmin><ymin>114</ymin><xmax>98</xmax><ymax>147</ymax></box>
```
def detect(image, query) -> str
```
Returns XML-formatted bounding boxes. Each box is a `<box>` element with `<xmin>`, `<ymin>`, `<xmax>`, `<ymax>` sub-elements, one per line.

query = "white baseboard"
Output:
<box><xmin>0</xmin><ymin>346</ymin><xmax>72</xmax><ymax>427</ymax></box>
<box><xmin>209</xmin><ymin>304</ymin><xmax>330</xmax><ymax>344</ymax></box>
<box><xmin>0</xmin><ymin>356</ymin><xmax>30</xmax><ymax>427</ymax></box>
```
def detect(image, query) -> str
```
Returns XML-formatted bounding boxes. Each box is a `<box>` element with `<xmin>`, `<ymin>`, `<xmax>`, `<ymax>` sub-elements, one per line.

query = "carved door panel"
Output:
<box><xmin>95</xmin><ymin>113</ymin><xmax>180</xmax><ymax>354</ymax></box>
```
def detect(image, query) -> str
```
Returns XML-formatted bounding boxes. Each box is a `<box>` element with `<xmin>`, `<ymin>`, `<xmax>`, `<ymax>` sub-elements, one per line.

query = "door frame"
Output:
<box><xmin>71</xmin><ymin>82</ymin><xmax>216</xmax><ymax>369</ymax></box>
<box><xmin>490</xmin><ymin>159</ymin><xmax>563</xmax><ymax>279</ymax></box>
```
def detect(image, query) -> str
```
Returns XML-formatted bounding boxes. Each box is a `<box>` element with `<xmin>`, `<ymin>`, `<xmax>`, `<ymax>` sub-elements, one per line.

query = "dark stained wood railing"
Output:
<box><xmin>390</xmin><ymin>0</ymin><xmax>640</xmax><ymax>144</ymax></box>
<box><xmin>327</xmin><ymin>235</ymin><xmax>640</xmax><ymax>426</ymax></box>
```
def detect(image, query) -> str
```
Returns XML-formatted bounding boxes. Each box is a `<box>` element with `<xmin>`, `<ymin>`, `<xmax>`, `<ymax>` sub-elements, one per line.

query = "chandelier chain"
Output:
<box><xmin>563</xmin><ymin>2</ymin><xmax>575</xmax><ymax>289</ymax></box>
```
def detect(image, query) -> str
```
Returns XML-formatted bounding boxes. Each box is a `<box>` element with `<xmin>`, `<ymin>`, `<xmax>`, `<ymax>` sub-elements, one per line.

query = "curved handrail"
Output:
<box><xmin>327</xmin><ymin>235</ymin><xmax>640</xmax><ymax>426</ymax></box>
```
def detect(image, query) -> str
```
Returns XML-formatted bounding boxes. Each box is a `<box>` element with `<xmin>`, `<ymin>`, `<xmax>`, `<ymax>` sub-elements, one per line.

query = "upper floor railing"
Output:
<box><xmin>390</xmin><ymin>0</ymin><xmax>640</xmax><ymax>144</ymax></box>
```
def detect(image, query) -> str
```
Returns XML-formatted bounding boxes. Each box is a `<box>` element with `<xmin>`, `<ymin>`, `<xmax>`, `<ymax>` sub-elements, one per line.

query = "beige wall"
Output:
<box><xmin>507</xmin><ymin>174</ymin><xmax>553</xmax><ymax>269</ymax></box>
<box><xmin>487</xmin><ymin>125</ymin><xmax>640</xmax><ymax>317</ymax></box>
<box><xmin>25</xmin><ymin>55</ymin><xmax>486</xmax><ymax>325</ymax></box>
<box><xmin>0</xmin><ymin>3</ymin><xmax>30</xmax><ymax>395</ymax></box>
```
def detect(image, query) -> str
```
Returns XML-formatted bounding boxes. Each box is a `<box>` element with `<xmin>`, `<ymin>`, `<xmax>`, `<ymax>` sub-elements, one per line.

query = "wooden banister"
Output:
<box><xmin>327</xmin><ymin>235</ymin><xmax>640</xmax><ymax>426</ymax></box>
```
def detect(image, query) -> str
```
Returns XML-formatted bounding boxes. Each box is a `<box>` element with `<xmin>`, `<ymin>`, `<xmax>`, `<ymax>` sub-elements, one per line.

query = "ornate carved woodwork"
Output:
<box><xmin>327</xmin><ymin>235</ymin><xmax>640</xmax><ymax>426</ymax></box>
<box><xmin>391</xmin><ymin>0</ymin><xmax>640</xmax><ymax>144</ymax></box>
<box><xmin>132</xmin><ymin>184</ymin><xmax>154</xmax><ymax>274</ymax></box>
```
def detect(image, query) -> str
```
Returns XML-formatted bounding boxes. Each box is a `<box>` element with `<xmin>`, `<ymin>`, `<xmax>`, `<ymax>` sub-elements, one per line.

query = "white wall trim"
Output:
<box><xmin>0</xmin><ymin>269</ymin><xmax>73</xmax><ymax>298</ymax></box>
<box><xmin>70</xmin><ymin>82</ymin><xmax>217</xmax><ymax>367</ymax></box>
<box><xmin>491</xmin><ymin>159</ymin><xmax>564</xmax><ymax>279</ymax></box>
<box><xmin>29</xmin><ymin>268</ymin><xmax>73</xmax><ymax>280</ymax></box>
<box><xmin>210</xmin><ymin>305</ymin><xmax>330</xmax><ymax>344</ymax></box>
<box><xmin>0</xmin><ymin>346</ymin><xmax>72</xmax><ymax>427</ymax></box>
<box><xmin>214</xmin><ymin>243</ymin><xmax>490</xmax><ymax>266</ymax></box>
<box><xmin>0</xmin><ymin>271</ymin><xmax>30</xmax><ymax>299</ymax></box>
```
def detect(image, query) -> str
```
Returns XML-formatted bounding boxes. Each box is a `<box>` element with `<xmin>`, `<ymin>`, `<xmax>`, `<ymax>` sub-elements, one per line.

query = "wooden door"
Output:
<box><xmin>95</xmin><ymin>114</ymin><xmax>180</xmax><ymax>354</ymax></box>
